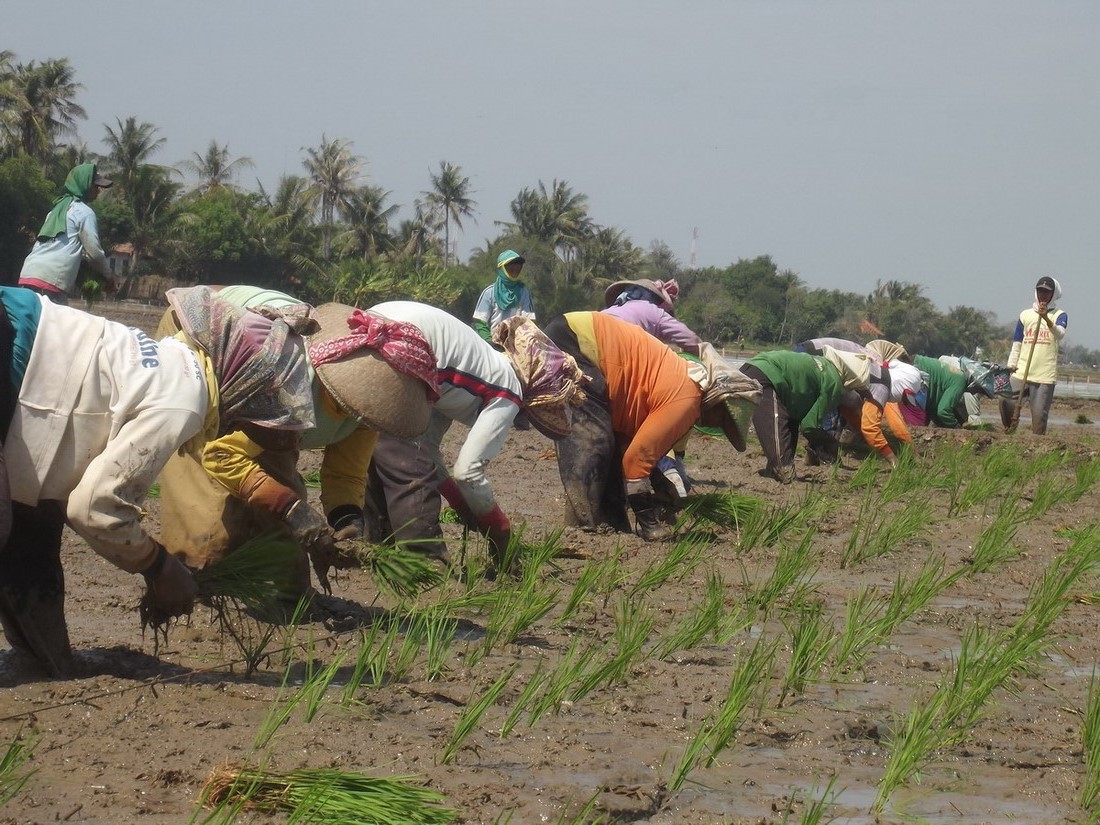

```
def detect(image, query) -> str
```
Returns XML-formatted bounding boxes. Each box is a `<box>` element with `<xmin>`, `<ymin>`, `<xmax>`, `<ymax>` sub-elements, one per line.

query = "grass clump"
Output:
<box><xmin>0</xmin><ymin>729</ymin><xmax>36</xmax><ymax>807</ymax></box>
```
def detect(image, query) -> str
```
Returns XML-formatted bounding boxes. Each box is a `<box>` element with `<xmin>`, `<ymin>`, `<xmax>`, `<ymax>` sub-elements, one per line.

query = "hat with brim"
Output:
<box><xmin>93</xmin><ymin>174</ymin><xmax>113</xmax><ymax>188</ymax></box>
<box><xmin>497</xmin><ymin>249</ymin><xmax>526</xmax><ymax>268</ymax></box>
<box><xmin>604</xmin><ymin>279</ymin><xmax>674</xmax><ymax>312</ymax></box>
<box><xmin>701</xmin><ymin>397</ymin><xmax>754</xmax><ymax>452</ymax></box>
<box><xmin>309</xmin><ymin>303</ymin><xmax>432</xmax><ymax>439</ymax></box>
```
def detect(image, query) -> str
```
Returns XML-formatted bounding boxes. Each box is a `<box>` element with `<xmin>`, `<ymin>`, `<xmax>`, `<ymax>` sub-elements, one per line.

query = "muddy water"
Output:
<box><xmin>2</xmin><ymin>412</ymin><xmax>1099</xmax><ymax>824</ymax></box>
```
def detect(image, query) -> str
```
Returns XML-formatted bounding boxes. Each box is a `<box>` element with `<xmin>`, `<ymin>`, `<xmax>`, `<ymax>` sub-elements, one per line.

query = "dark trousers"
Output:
<box><xmin>543</xmin><ymin>317</ymin><xmax>632</xmax><ymax>532</ymax></box>
<box><xmin>365</xmin><ymin>432</ymin><xmax>448</xmax><ymax>557</ymax></box>
<box><xmin>741</xmin><ymin>364</ymin><xmax>797</xmax><ymax>471</ymax></box>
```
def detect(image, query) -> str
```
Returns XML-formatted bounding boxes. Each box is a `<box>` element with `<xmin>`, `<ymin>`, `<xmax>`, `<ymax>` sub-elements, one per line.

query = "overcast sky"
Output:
<box><xmin>9</xmin><ymin>1</ymin><xmax>1099</xmax><ymax>347</ymax></box>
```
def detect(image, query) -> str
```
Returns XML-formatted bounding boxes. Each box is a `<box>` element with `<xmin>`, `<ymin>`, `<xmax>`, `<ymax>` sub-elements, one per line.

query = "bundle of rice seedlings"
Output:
<box><xmin>200</xmin><ymin>761</ymin><xmax>457</xmax><ymax>824</ymax></box>
<box><xmin>677</xmin><ymin>491</ymin><xmax>764</xmax><ymax>531</ymax></box>
<box><xmin>193</xmin><ymin>532</ymin><xmax>303</xmax><ymax>606</ymax></box>
<box><xmin>327</xmin><ymin>539</ymin><xmax>445</xmax><ymax>600</ymax></box>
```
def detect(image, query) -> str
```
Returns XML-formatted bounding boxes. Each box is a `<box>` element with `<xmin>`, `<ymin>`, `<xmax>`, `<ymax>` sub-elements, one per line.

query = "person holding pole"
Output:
<box><xmin>1000</xmin><ymin>276</ymin><xmax>1068</xmax><ymax>435</ymax></box>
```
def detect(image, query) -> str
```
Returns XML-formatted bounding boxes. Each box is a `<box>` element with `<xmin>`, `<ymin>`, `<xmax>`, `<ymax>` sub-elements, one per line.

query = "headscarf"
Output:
<box><xmin>166</xmin><ymin>286</ymin><xmax>316</xmax><ymax>434</ymax></box>
<box><xmin>885</xmin><ymin>360</ymin><xmax>922</xmax><ymax>403</ymax></box>
<box><xmin>866</xmin><ymin>339</ymin><xmax>910</xmax><ymax>364</ymax></box>
<box><xmin>309</xmin><ymin>309</ymin><xmax>440</xmax><ymax>402</ymax></box>
<box><xmin>493</xmin><ymin>316</ymin><xmax>588</xmax><ymax>439</ymax></box>
<box><xmin>38</xmin><ymin>163</ymin><xmax>96</xmax><ymax>240</ymax></box>
<box><xmin>683</xmin><ymin>343</ymin><xmax>762</xmax><ymax>450</ymax></box>
<box><xmin>494</xmin><ymin>249</ymin><xmax>526</xmax><ymax>312</ymax></box>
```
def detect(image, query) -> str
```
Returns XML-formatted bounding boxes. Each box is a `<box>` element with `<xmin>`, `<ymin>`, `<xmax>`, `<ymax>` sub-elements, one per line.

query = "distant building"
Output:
<box><xmin>106</xmin><ymin>243</ymin><xmax>135</xmax><ymax>276</ymax></box>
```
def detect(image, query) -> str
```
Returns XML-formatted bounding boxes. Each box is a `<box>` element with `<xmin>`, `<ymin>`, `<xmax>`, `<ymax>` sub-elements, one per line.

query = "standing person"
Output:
<box><xmin>18</xmin><ymin>163</ymin><xmax>117</xmax><ymax>304</ymax></box>
<box><xmin>0</xmin><ymin>285</ymin><xmax>315</xmax><ymax>676</ymax></box>
<box><xmin>157</xmin><ymin>286</ymin><xmax>438</xmax><ymax>594</ymax></box>
<box><xmin>472</xmin><ymin>249</ymin><xmax>535</xmax><ymax>342</ymax></box>
<box><xmin>999</xmin><ymin>276</ymin><xmax>1068</xmax><ymax>435</ymax></box>
<box><xmin>366</xmin><ymin>302</ymin><xmax>584</xmax><ymax>575</ymax></box>
<box><xmin>544</xmin><ymin>311</ymin><xmax>759</xmax><ymax>539</ymax></box>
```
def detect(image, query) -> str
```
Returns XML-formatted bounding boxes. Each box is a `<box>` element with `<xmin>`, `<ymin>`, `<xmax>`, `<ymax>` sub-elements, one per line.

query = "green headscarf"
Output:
<box><xmin>494</xmin><ymin>249</ymin><xmax>526</xmax><ymax>312</ymax></box>
<box><xmin>37</xmin><ymin>163</ymin><xmax>97</xmax><ymax>240</ymax></box>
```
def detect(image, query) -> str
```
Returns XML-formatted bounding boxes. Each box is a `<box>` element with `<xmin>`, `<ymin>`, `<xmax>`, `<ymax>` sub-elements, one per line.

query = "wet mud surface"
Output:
<box><xmin>3</xmin><ymin>391</ymin><xmax>1100</xmax><ymax>823</ymax></box>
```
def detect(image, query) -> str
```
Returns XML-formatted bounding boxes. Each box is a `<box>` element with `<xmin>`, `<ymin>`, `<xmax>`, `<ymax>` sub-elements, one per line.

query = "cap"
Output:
<box><xmin>1035</xmin><ymin>276</ymin><xmax>1056</xmax><ymax>292</ymax></box>
<box><xmin>308</xmin><ymin>303</ymin><xmax>432</xmax><ymax>439</ymax></box>
<box><xmin>497</xmin><ymin>249</ymin><xmax>526</xmax><ymax>268</ymax></box>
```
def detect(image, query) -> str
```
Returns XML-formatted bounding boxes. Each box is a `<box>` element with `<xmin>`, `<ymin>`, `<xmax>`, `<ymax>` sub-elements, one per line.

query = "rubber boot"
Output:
<box><xmin>627</xmin><ymin>493</ymin><xmax>674</xmax><ymax>542</ymax></box>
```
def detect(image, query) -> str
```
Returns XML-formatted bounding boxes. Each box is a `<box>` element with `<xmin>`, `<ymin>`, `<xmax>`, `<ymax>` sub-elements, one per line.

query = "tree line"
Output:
<box><xmin>2</xmin><ymin>52</ymin><xmax>1093</xmax><ymax>364</ymax></box>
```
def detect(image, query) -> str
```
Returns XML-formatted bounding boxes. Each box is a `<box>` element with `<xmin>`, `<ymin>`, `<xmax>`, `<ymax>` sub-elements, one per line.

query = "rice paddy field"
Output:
<box><xmin>3</xmin><ymin>404</ymin><xmax>1100</xmax><ymax>824</ymax></box>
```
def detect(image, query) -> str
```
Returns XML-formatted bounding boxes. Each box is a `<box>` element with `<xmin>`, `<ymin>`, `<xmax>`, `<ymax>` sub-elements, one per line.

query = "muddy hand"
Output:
<box><xmin>143</xmin><ymin>552</ymin><xmax>198</xmax><ymax>625</ymax></box>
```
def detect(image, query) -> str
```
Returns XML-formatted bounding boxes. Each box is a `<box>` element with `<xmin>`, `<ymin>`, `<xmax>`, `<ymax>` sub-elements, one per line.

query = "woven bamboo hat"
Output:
<box><xmin>309</xmin><ymin>303</ymin><xmax>433</xmax><ymax>438</ymax></box>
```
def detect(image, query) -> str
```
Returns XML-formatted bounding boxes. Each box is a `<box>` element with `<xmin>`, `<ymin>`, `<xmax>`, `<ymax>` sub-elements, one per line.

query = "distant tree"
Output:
<box><xmin>0</xmin><ymin>155</ymin><xmax>53</xmax><ymax>278</ymax></box>
<box><xmin>422</xmin><ymin>161</ymin><xmax>476</xmax><ymax>266</ymax></box>
<box><xmin>334</xmin><ymin>184</ymin><xmax>399</xmax><ymax>261</ymax></box>
<box><xmin>394</xmin><ymin>201</ymin><xmax>441</xmax><ymax>269</ymax></box>
<box><xmin>179</xmin><ymin>140</ymin><xmax>253</xmax><ymax>192</ymax></box>
<box><xmin>302</xmin><ymin>135</ymin><xmax>362</xmax><ymax>260</ymax></box>
<box><xmin>169</xmin><ymin>188</ymin><xmax>257</xmax><ymax>282</ymax></box>
<box><xmin>936</xmin><ymin>305</ymin><xmax>1001</xmax><ymax>357</ymax></box>
<box><xmin>0</xmin><ymin>57</ymin><xmax>86</xmax><ymax>164</ymax></box>
<box><xmin>100</xmin><ymin>116</ymin><xmax>169</xmax><ymax>200</ymax></box>
<box><xmin>865</xmin><ymin>280</ymin><xmax>940</xmax><ymax>354</ymax></box>
<box><xmin>498</xmin><ymin>179</ymin><xmax>593</xmax><ymax>283</ymax></box>
<box><xmin>578</xmin><ymin>226</ymin><xmax>644</xmax><ymax>289</ymax></box>
<box><xmin>643</xmin><ymin>240</ymin><xmax>682</xmax><ymax>283</ymax></box>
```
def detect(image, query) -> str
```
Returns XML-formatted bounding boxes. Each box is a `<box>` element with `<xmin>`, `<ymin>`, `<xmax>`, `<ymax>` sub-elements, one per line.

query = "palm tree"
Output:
<box><xmin>421</xmin><ymin>161</ymin><xmax>476</xmax><ymax>266</ymax></box>
<box><xmin>579</xmin><ymin>227</ymin><xmax>644</xmax><ymax>287</ymax></box>
<box><xmin>302</xmin><ymin>135</ymin><xmax>362</xmax><ymax>260</ymax></box>
<box><xmin>1</xmin><ymin>58</ymin><xmax>86</xmax><ymax>164</ymax></box>
<box><xmin>334</xmin><ymin>185</ymin><xmax>399</xmax><ymax>261</ymax></box>
<box><xmin>179</xmin><ymin>139</ymin><xmax>253</xmax><ymax>193</ymax></box>
<box><xmin>498</xmin><ymin>179</ymin><xmax>593</xmax><ymax>283</ymax></box>
<box><xmin>118</xmin><ymin>164</ymin><xmax>180</xmax><ymax>294</ymax></box>
<box><xmin>100</xmin><ymin>116</ymin><xmax>168</xmax><ymax>200</ymax></box>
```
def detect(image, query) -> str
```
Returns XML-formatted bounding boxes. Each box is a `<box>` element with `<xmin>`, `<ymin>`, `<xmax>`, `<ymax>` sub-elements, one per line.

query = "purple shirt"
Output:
<box><xmin>601</xmin><ymin>301</ymin><xmax>701</xmax><ymax>350</ymax></box>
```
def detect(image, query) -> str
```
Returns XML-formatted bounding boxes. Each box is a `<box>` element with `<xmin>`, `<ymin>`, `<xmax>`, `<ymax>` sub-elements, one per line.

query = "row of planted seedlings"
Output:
<box><xmin>17</xmin><ymin>435</ymin><xmax>1092</xmax><ymax>823</ymax></box>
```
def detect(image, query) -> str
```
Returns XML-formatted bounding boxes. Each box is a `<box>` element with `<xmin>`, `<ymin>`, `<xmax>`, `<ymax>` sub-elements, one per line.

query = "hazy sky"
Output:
<box><xmin>9</xmin><ymin>2</ymin><xmax>1099</xmax><ymax>346</ymax></box>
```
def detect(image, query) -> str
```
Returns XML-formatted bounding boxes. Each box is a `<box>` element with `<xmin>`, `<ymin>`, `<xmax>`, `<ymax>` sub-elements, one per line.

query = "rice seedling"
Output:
<box><xmin>830</xmin><ymin>585</ymin><xmax>887</xmax><ymax>676</ymax></box>
<box><xmin>1081</xmin><ymin>670</ymin><xmax>1100</xmax><ymax>818</ymax></box>
<box><xmin>948</xmin><ymin>470</ymin><xmax>1009</xmax><ymax>516</ymax></box>
<box><xmin>301</xmin><ymin>649</ymin><xmax>347</xmax><ymax>723</ymax></box>
<box><xmin>739</xmin><ymin>490</ymin><xmax>831</xmax><ymax>553</ymax></box>
<box><xmin>783</xmin><ymin>775</ymin><xmax>840</xmax><ymax>825</ymax></box>
<box><xmin>1018</xmin><ymin>475</ymin><xmax>1073</xmax><ymax>523</ymax></box>
<box><xmin>653</xmin><ymin>569</ymin><xmax>726</xmax><ymax>660</ymax></box>
<box><xmin>441</xmin><ymin>664</ymin><xmax>518</xmax><ymax>764</ymax></box>
<box><xmin>628</xmin><ymin>536</ymin><xmax>708</xmax><ymax>598</ymax></box>
<box><xmin>712</xmin><ymin>601</ymin><xmax>755</xmax><ymax>645</ymax></box>
<box><xmin>557</xmin><ymin>556</ymin><xmax>607</xmax><ymax>626</ymax></box>
<box><xmin>553</xmin><ymin>789</ymin><xmax>608</xmax><ymax>825</ymax></box>
<box><xmin>846</xmin><ymin>456</ymin><xmax>881</xmax><ymax>491</ymax></box>
<box><xmin>743</xmin><ymin>530</ymin><xmax>819</xmax><ymax>615</ymax></box>
<box><xmin>967</xmin><ymin>499</ymin><xmax>1021</xmax><ymax>576</ymax></box>
<box><xmin>500</xmin><ymin>658</ymin><xmax>546</xmax><ymax>738</ymax></box>
<box><xmin>420</xmin><ymin>609</ymin><xmax>460</xmax><ymax>681</ymax></box>
<box><xmin>193</xmin><ymin>532</ymin><xmax>303</xmax><ymax>606</ymax></box>
<box><xmin>876</xmin><ymin>530</ymin><xmax>1100</xmax><ymax>811</ymax></box>
<box><xmin>341</xmin><ymin>623</ymin><xmax>390</xmax><ymax>705</ymax></box>
<box><xmin>525</xmin><ymin>637</ymin><xmax>598</xmax><ymax>726</ymax></box>
<box><xmin>198</xmin><ymin>761</ymin><xmax>457</xmax><ymax>824</ymax></box>
<box><xmin>842</xmin><ymin>497</ymin><xmax>932</xmax><ymax>568</ymax></box>
<box><xmin>567</xmin><ymin>595</ymin><xmax>654</xmax><ymax>702</ymax></box>
<box><xmin>675</xmin><ymin>491</ymin><xmax>765</xmax><ymax>534</ymax></box>
<box><xmin>778</xmin><ymin>602</ymin><xmax>835</xmax><ymax>706</ymax></box>
<box><xmin>668</xmin><ymin>636</ymin><xmax>777</xmax><ymax>791</ymax></box>
<box><xmin>517</xmin><ymin>528</ymin><xmax>565</xmax><ymax>585</ymax></box>
<box><xmin>472</xmin><ymin>579</ymin><xmax>560</xmax><ymax>664</ymax></box>
<box><xmin>359</xmin><ymin>541</ymin><xmax>446</xmax><ymax>601</ymax></box>
<box><xmin>0</xmin><ymin>729</ymin><xmax>35</xmax><ymax>807</ymax></box>
<box><xmin>1066</xmin><ymin>455</ymin><xmax>1100</xmax><ymax>502</ymax></box>
<box><xmin>883</xmin><ymin>551</ymin><xmax>962</xmax><ymax>628</ymax></box>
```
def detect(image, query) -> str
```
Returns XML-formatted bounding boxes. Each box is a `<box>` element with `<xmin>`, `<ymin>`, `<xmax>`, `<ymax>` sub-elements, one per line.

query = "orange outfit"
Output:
<box><xmin>569</xmin><ymin>312</ymin><xmax>702</xmax><ymax>481</ymax></box>
<box><xmin>840</xmin><ymin>399</ymin><xmax>913</xmax><ymax>460</ymax></box>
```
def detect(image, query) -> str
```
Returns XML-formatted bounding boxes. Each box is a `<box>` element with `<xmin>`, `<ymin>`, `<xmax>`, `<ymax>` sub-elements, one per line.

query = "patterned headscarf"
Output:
<box><xmin>493</xmin><ymin>316</ymin><xmax>588</xmax><ymax>438</ymax></box>
<box><xmin>309</xmin><ymin>309</ymin><xmax>440</xmax><ymax>402</ymax></box>
<box><xmin>165</xmin><ymin>286</ymin><xmax>315</xmax><ymax>434</ymax></box>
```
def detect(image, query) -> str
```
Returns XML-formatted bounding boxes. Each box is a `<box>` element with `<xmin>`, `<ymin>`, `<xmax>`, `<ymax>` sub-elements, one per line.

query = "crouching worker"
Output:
<box><xmin>365</xmin><ymin>303</ymin><xmax>585</xmax><ymax>577</ymax></box>
<box><xmin>544</xmin><ymin>312</ymin><xmax>759</xmax><ymax>540</ymax></box>
<box><xmin>0</xmin><ymin>285</ymin><xmax>315</xmax><ymax>676</ymax></box>
<box><xmin>741</xmin><ymin>347</ymin><xmax>872</xmax><ymax>483</ymax></box>
<box><xmin>158</xmin><ymin>290</ymin><xmax>437</xmax><ymax>595</ymax></box>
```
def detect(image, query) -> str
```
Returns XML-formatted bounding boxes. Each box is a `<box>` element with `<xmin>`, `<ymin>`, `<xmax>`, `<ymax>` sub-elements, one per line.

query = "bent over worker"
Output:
<box><xmin>0</xmin><ymin>286</ymin><xmax>314</xmax><ymax>676</ymax></box>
